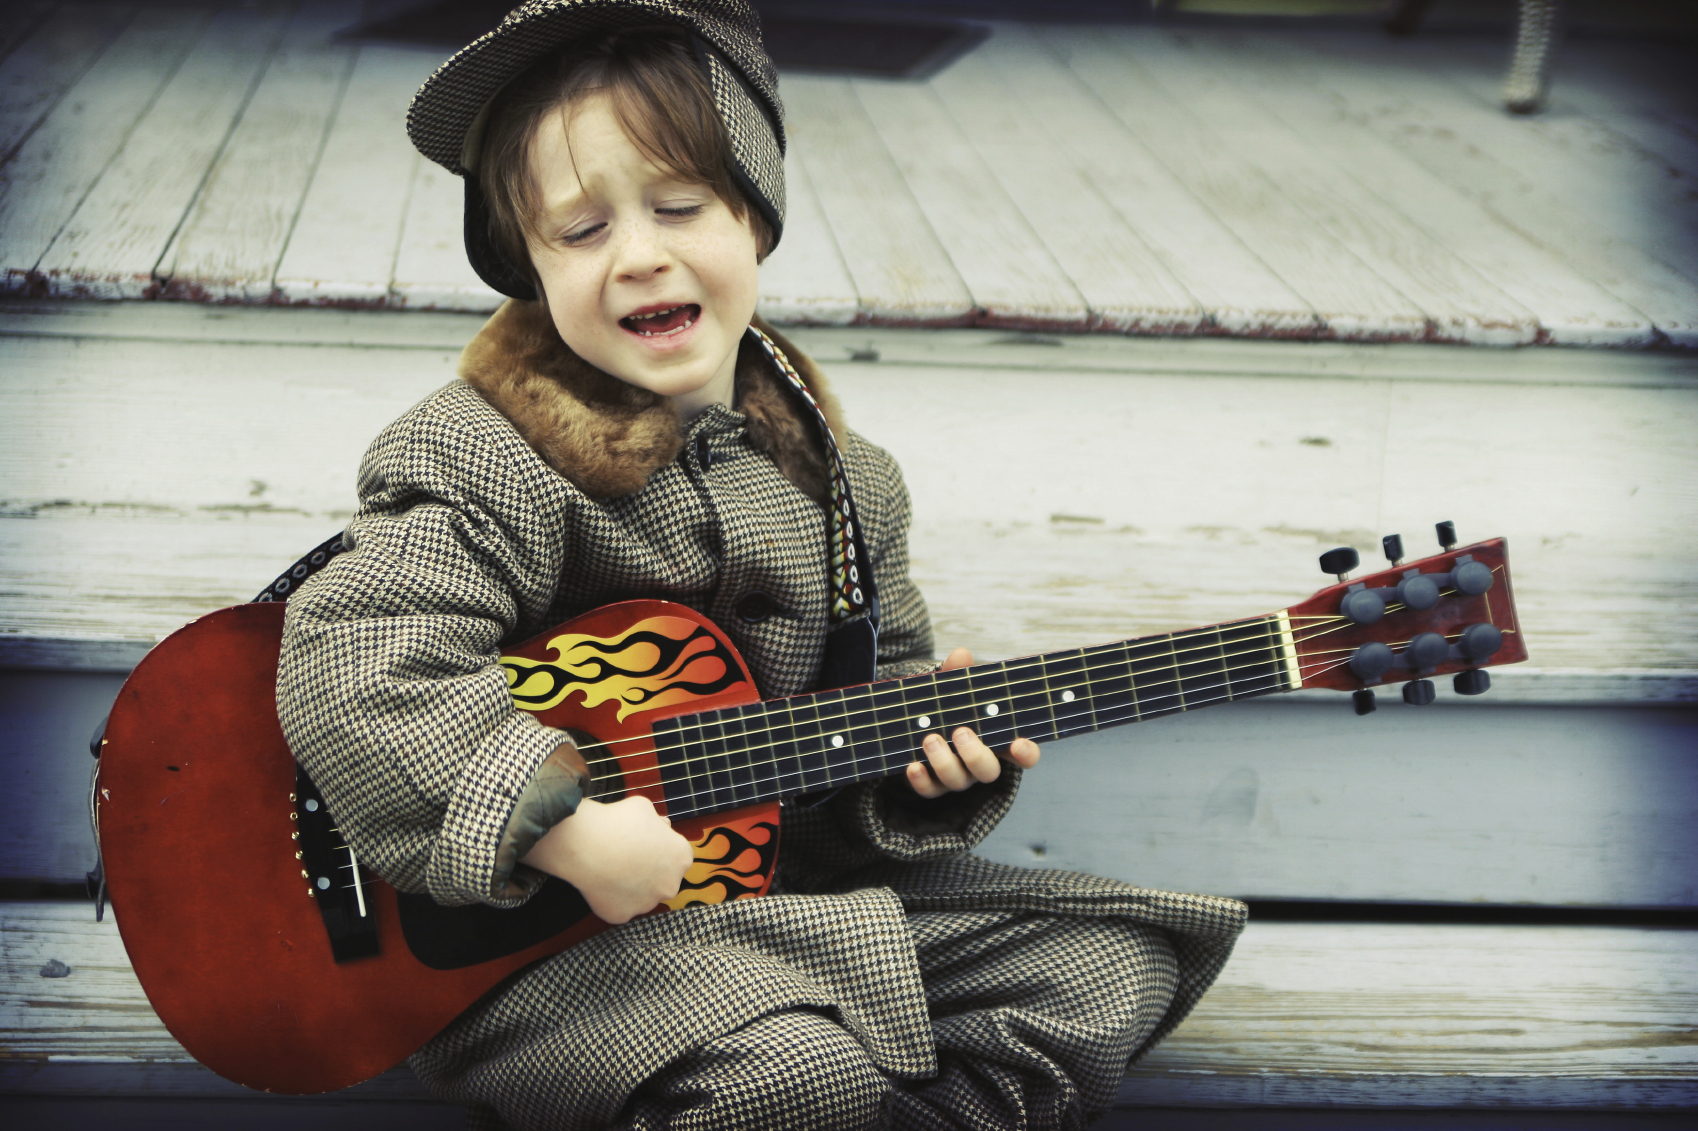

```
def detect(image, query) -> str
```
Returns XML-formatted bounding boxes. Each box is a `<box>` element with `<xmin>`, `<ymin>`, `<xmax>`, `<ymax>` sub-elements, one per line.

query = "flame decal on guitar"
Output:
<box><xmin>666</xmin><ymin>820</ymin><xmax>780</xmax><ymax>909</ymax></box>
<box><xmin>502</xmin><ymin>615</ymin><xmax>746</xmax><ymax>721</ymax></box>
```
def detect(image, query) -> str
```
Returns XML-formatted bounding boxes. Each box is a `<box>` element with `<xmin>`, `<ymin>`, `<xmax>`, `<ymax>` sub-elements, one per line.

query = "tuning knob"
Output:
<box><xmin>1405</xmin><ymin>632</ymin><xmax>1449</xmax><ymax>671</ymax></box>
<box><xmin>1382</xmin><ymin>534</ymin><xmax>1404</xmax><ymax>566</ymax></box>
<box><xmin>1349</xmin><ymin>642</ymin><xmax>1395</xmax><ymax>682</ymax></box>
<box><xmin>1454</xmin><ymin>669</ymin><xmax>1491</xmax><ymax>695</ymax></box>
<box><xmin>1436</xmin><ymin>521</ymin><xmax>1457</xmax><ymax>551</ymax></box>
<box><xmin>1453</xmin><ymin>558</ymin><xmax>1493</xmax><ymax>596</ymax></box>
<box><xmin>1402</xmin><ymin>679</ymin><xmax>1436</xmax><ymax>705</ymax></box>
<box><xmin>1340</xmin><ymin>588</ymin><xmax>1385</xmax><ymax>625</ymax></box>
<box><xmin>1353</xmin><ymin>689</ymin><xmax>1377</xmax><ymax>715</ymax></box>
<box><xmin>1320</xmin><ymin>547</ymin><xmax>1359</xmax><ymax>581</ymax></box>
<box><xmin>1396</xmin><ymin>573</ymin><xmax>1441</xmax><ymax>611</ymax></box>
<box><xmin>1458</xmin><ymin>623</ymin><xmax>1503</xmax><ymax>662</ymax></box>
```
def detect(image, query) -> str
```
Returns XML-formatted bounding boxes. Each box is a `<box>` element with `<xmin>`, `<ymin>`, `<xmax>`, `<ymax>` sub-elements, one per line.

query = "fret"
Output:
<box><xmin>719</xmin><ymin>704</ymin><xmax>763</xmax><ymax>808</ymax></box>
<box><xmin>930</xmin><ymin>666</ymin><xmax>977</xmax><ymax>740</ymax></box>
<box><xmin>801</xmin><ymin>688</ymin><xmax>847</xmax><ymax>794</ymax></box>
<box><xmin>869</xmin><ymin>679</ymin><xmax>919</xmax><ymax>777</ymax></box>
<box><xmin>1042</xmin><ymin>649</ymin><xmax>1094</xmax><ymax>738</ymax></box>
<box><xmin>1004</xmin><ymin>656</ymin><xmax>1057</xmax><ymax>745</ymax></box>
<box><xmin>831</xmin><ymin>683</ymin><xmax>882</xmax><ymax>787</ymax></box>
<box><xmin>759</xmin><ymin>696</ymin><xmax>804</xmax><ymax>799</ymax></box>
<box><xmin>1084</xmin><ymin>640</ymin><xmax>1138</xmax><ymax>727</ymax></box>
<box><xmin>1221</xmin><ymin>618</ymin><xmax>1287</xmax><ymax>700</ymax></box>
<box><xmin>651</xmin><ymin>716</ymin><xmax>700</xmax><ymax>816</ymax></box>
<box><xmin>690</xmin><ymin>708</ymin><xmax>735</xmax><ymax>813</ymax></box>
<box><xmin>965</xmin><ymin>663</ymin><xmax>1018</xmax><ymax>749</ymax></box>
<box><xmin>1175</xmin><ymin>626</ymin><xmax>1231</xmax><ymax>709</ymax></box>
<box><xmin>1126</xmin><ymin>636</ymin><xmax>1182</xmax><ymax>719</ymax></box>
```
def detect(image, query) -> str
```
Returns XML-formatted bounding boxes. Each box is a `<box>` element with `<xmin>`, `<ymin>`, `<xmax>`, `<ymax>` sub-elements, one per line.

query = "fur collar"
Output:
<box><xmin>458</xmin><ymin>299</ymin><xmax>846</xmax><ymax>502</ymax></box>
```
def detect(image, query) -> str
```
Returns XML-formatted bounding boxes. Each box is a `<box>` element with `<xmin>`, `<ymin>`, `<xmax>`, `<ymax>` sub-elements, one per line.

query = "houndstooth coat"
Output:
<box><xmin>276</xmin><ymin>301</ymin><xmax>1247</xmax><ymax>1130</ymax></box>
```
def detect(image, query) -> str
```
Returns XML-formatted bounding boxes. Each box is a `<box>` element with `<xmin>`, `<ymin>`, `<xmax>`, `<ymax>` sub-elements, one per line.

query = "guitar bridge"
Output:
<box><xmin>295</xmin><ymin>765</ymin><xmax>380</xmax><ymax>963</ymax></box>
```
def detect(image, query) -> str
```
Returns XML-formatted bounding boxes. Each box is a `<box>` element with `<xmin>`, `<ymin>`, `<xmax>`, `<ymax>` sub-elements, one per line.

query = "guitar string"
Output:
<box><xmin>568</xmin><ymin>616</ymin><xmax>1465</xmax><ymax>778</ymax></box>
<box><xmin>319</xmin><ymin>652</ymin><xmax>1366</xmax><ymax>895</ymax></box>
<box><xmin>574</xmin><ymin>635</ymin><xmax>1389</xmax><ymax>793</ymax></box>
<box><xmin>642</xmin><ymin>651</ymin><xmax>1365</xmax><ymax>824</ymax></box>
<box><xmin>557</xmin><ymin>611</ymin><xmax>1360</xmax><ymax>767</ymax></box>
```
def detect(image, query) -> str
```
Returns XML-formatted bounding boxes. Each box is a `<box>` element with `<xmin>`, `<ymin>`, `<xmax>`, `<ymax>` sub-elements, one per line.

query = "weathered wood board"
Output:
<box><xmin>34</xmin><ymin>4</ymin><xmax>293</xmax><ymax>299</ymax></box>
<box><xmin>3</xmin><ymin>902</ymin><xmax>1692</xmax><ymax>1108</ymax></box>
<box><xmin>2</xmin><ymin>304</ymin><xmax>1694</xmax><ymax>682</ymax></box>
<box><xmin>0</xmin><ymin>3</ymin><xmax>133</xmax><ymax>162</ymax></box>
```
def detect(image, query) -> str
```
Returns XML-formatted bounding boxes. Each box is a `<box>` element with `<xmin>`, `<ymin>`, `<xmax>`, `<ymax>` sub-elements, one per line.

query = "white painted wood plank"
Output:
<box><xmin>851</xmin><ymin>75</ymin><xmax>1091</xmax><ymax>329</ymax></box>
<box><xmin>1300</xmin><ymin>30</ymin><xmax>1698</xmax><ymax>278</ymax></box>
<box><xmin>0</xmin><ymin>2</ymin><xmax>133</xmax><ymax>160</ymax></box>
<box><xmin>154</xmin><ymin>2</ymin><xmax>358</xmax><ymax>301</ymax></box>
<box><xmin>0</xmin><ymin>5</ymin><xmax>212</xmax><ymax>288</ymax></box>
<box><xmin>5</xmin><ymin>903</ymin><xmax>1693</xmax><ymax>1105</ymax></box>
<box><xmin>1419</xmin><ymin>36</ymin><xmax>1698</xmax><ymax>268</ymax></box>
<box><xmin>927</xmin><ymin>38</ymin><xmax>1204</xmax><ymax>336</ymax></box>
<box><xmin>755</xmin><ymin>143</ymin><xmax>859</xmax><ymax>326</ymax></box>
<box><xmin>1125</xmin><ymin>922</ymin><xmax>1698</xmax><ymax>1108</ymax></box>
<box><xmin>1256</xmin><ymin>30</ymin><xmax>1698</xmax><ymax>348</ymax></box>
<box><xmin>273</xmin><ymin>43</ymin><xmax>441</xmax><ymax>306</ymax></box>
<box><xmin>1187</xmin><ymin>29</ymin><xmax>1660</xmax><ymax>349</ymax></box>
<box><xmin>1001</xmin><ymin>24</ymin><xmax>1316</xmax><ymax>337</ymax></box>
<box><xmin>389</xmin><ymin>154</ymin><xmax>502</xmax><ymax>312</ymax></box>
<box><xmin>1544</xmin><ymin>42</ymin><xmax>1698</xmax><ymax>182</ymax></box>
<box><xmin>1118</xmin><ymin>29</ymin><xmax>1540</xmax><ymax>347</ymax></box>
<box><xmin>0</xmin><ymin>2</ymin><xmax>61</xmax><ymax>66</ymax></box>
<box><xmin>978</xmin><ymin>702</ymin><xmax>1698</xmax><ymax>907</ymax></box>
<box><xmin>32</xmin><ymin>4</ymin><xmax>291</xmax><ymax>300</ymax></box>
<box><xmin>781</xmin><ymin>74</ymin><xmax>973</xmax><ymax>324</ymax></box>
<box><xmin>1052</xmin><ymin>26</ymin><xmax>1431</xmax><ymax>342</ymax></box>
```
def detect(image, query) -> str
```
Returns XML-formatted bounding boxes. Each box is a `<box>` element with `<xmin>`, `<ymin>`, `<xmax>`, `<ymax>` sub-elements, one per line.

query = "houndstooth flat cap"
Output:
<box><xmin>406</xmin><ymin>0</ymin><xmax>786</xmax><ymax>299</ymax></box>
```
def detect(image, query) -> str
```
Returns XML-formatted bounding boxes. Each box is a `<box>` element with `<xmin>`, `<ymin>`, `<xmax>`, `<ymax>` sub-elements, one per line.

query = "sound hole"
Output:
<box><xmin>567</xmin><ymin>728</ymin><xmax>626</xmax><ymax>802</ymax></box>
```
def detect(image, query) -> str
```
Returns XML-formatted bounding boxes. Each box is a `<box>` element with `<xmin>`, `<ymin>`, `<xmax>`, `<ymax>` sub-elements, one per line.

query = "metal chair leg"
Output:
<box><xmin>1504</xmin><ymin>0</ymin><xmax>1564</xmax><ymax>113</ymax></box>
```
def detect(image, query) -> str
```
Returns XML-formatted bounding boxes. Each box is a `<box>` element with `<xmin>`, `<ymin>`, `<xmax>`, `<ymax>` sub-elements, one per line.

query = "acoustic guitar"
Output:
<box><xmin>95</xmin><ymin>526</ymin><xmax>1525</xmax><ymax>1094</ymax></box>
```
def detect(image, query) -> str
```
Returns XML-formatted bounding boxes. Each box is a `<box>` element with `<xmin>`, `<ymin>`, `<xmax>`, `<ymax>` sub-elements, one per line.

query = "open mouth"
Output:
<box><xmin>619</xmin><ymin>304</ymin><xmax>700</xmax><ymax>337</ymax></box>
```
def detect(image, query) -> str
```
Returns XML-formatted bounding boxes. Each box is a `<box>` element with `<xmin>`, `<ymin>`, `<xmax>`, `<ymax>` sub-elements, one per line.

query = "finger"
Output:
<box><xmin>938</xmin><ymin>647</ymin><xmax>974</xmax><ymax>672</ymax></box>
<box><xmin>1008</xmin><ymin>737</ymin><xmax>1041</xmax><ymax>769</ymax></box>
<box><xmin>906</xmin><ymin>758</ymin><xmax>948</xmax><ymax>799</ymax></box>
<box><xmin>950</xmin><ymin>726</ymin><xmax>1002</xmax><ymax>784</ymax></box>
<box><xmin>922</xmin><ymin>732</ymin><xmax>974</xmax><ymax>792</ymax></box>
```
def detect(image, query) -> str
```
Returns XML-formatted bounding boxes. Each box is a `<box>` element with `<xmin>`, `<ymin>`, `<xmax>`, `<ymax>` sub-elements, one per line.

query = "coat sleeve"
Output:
<box><xmin>778</xmin><ymin>436</ymin><xmax>1020</xmax><ymax>892</ymax></box>
<box><xmin>276</xmin><ymin>387</ymin><xmax>584</xmax><ymax>909</ymax></box>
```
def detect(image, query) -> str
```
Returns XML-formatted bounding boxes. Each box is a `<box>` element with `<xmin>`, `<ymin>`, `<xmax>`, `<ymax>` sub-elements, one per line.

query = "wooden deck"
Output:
<box><xmin>4</xmin><ymin>901</ymin><xmax>1694</xmax><ymax>1113</ymax></box>
<box><xmin>1</xmin><ymin>2</ymin><xmax>1694</xmax><ymax>345</ymax></box>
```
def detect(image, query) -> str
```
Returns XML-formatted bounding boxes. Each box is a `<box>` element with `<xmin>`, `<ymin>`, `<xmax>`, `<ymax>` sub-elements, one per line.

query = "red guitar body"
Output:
<box><xmin>97</xmin><ymin>600</ymin><xmax>775</xmax><ymax>1094</ymax></box>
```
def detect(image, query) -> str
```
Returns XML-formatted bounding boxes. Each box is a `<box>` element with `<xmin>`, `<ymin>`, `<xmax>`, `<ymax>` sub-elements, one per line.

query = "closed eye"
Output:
<box><xmin>657</xmin><ymin>204</ymin><xmax>705</xmax><ymax>219</ymax></box>
<box><xmin>562</xmin><ymin>222</ymin><xmax>605</xmax><ymax>246</ymax></box>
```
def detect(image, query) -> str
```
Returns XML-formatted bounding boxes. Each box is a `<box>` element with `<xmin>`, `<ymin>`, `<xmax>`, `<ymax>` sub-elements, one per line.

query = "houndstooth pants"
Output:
<box><xmin>447</xmin><ymin>907</ymin><xmax>1178</xmax><ymax>1131</ymax></box>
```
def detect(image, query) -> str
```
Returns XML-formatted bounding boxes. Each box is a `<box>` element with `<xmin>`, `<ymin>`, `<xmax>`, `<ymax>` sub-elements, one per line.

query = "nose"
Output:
<box><xmin>611</xmin><ymin>215</ymin><xmax>671</xmax><ymax>283</ymax></box>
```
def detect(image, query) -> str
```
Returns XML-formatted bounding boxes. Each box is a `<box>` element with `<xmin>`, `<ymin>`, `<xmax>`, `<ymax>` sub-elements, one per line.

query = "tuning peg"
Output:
<box><xmin>1436</xmin><ymin>521</ymin><xmax>1457</xmax><ymax>551</ymax></box>
<box><xmin>1402</xmin><ymin>679</ymin><xmax>1436</xmax><ymax>706</ymax></box>
<box><xmin>1458</xmin><ymin>623</ymin><xmax>1503</xmax><ymax>662</ymax></box>
<box><xmin>1349</xmin><ymin>642</ymin><xmax>1395</xmax><ymax>682</ymax></box>
<box><xmin>1405</xmin><ymin>632</ymin><xmax>1449</xmax><ymax>671</ymax></box>
<box><xmin>1382</xmin><ymin>534</ymin><xmax>1404</xmax><ymax>566</ymax></box>
<box><xmin>1454</xmin><ymin>670</ymin><xmax>1491</xmax><ymax>695</ymax></box>
<box><xmin>1320</xmin><ymin>546</ymin><xmax>1359</xmax><ymax>582</ymax></box>
<box><xmin>1353</xmin><ymin>689</ymin><xmax>1377</xmax><ymax>715</ymax></box>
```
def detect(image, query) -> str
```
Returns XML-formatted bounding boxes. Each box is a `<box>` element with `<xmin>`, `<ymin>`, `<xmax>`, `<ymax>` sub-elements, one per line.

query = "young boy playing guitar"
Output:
<box><xmin>275</xmin><ymin>3</ymin><xmax>1246</xmax><ymax>1127</ymax></box>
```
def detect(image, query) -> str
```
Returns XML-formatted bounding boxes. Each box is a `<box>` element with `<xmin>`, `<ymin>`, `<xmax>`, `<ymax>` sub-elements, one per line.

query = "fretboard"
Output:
<box><xmin>650</xmin><ymin>614</ymin><xmax>1299</xmax><ymax>820</ymax></box>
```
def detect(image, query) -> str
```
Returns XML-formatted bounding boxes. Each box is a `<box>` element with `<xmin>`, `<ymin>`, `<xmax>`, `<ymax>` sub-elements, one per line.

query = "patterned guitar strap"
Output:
<box><xmin>748</xmin><ymin>326</ymin><xmax>881</xmax><ymax>691</ymax></box>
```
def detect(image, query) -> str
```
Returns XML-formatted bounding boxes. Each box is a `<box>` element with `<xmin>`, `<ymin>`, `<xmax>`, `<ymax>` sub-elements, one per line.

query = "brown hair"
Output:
<box><xmin>475</xmin><ymin>28</ymin><xmax>774</xmax><ymax>290</ymax></box>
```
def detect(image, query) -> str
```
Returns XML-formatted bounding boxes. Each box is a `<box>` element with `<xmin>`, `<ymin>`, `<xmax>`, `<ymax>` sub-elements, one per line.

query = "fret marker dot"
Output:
<box><xmin>983</xmin><ymin>703</ymin><xmax>1000</xmax><ymax>716</ymax></box>
<box><xmin>316</xmin><ymin>877</ymin><xmax>330</xmax><ymax>891</ymax></box>
<box><xmin>917</xmin><ymin>716</ymin><xmax>931</xmax><ymax>729</ymax></box>
<box><xmin>1060</xmin><ymin>690</ymin><xmax>1075</xmax><ymax>703</ymax></box>
<box><xmin>831</xmin><ymin>734</ymin><xmax>844</xmax><ymax>748</ymax></box>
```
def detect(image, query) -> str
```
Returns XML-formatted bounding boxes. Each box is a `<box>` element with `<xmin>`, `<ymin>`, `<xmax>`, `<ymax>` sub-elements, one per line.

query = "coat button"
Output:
<box><xmin>735</xmin><ymin>592</ymin><xmax>777</xmax><ymax>623</ymax></box>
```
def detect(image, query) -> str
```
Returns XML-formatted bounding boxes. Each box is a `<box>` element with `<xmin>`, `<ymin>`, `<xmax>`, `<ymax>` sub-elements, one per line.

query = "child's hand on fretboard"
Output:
<box><xmin>905</xmin><ymin>648</ymin><xmax>1043</xmax><ymax>799</ymax></box>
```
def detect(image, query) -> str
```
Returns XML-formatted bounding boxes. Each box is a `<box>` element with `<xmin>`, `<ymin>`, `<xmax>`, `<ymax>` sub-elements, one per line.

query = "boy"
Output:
<box><xmin>277</xmin><ymin>3</ymin><xmax>1245</xmax><ymax>1128</ymax></box>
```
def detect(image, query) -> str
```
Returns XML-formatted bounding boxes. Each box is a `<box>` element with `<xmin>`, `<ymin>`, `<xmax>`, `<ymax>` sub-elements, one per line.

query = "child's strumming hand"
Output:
<box><xmin>906</xmin><ymin>648</ymin><xmax>1042</xmax><ymax>799</ymax></box>
<box><xmin>521</xmin><ymin>794</ymin><xmax>695</xmax><ymax>924</ymax></box>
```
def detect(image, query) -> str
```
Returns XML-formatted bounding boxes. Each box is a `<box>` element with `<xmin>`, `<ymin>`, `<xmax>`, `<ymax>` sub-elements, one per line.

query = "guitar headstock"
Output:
<box><xmin>1283</xmin><ymin>524</ymin><xmax>1526</xmax><ymax>713</ymax></box>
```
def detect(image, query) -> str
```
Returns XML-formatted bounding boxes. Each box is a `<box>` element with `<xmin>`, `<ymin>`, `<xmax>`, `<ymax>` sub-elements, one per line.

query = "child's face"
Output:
<box><xmin>525</xmin><ymin>93</ymin><xmax>759</xmax><ymax>413</ymax></box>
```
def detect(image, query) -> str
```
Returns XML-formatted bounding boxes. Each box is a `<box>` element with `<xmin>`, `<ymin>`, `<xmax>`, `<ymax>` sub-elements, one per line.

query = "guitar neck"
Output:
<box><xmin>650</xmin><ymin>613</ymin><xmax>1301</xmax><ymax>820</ymax></box>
